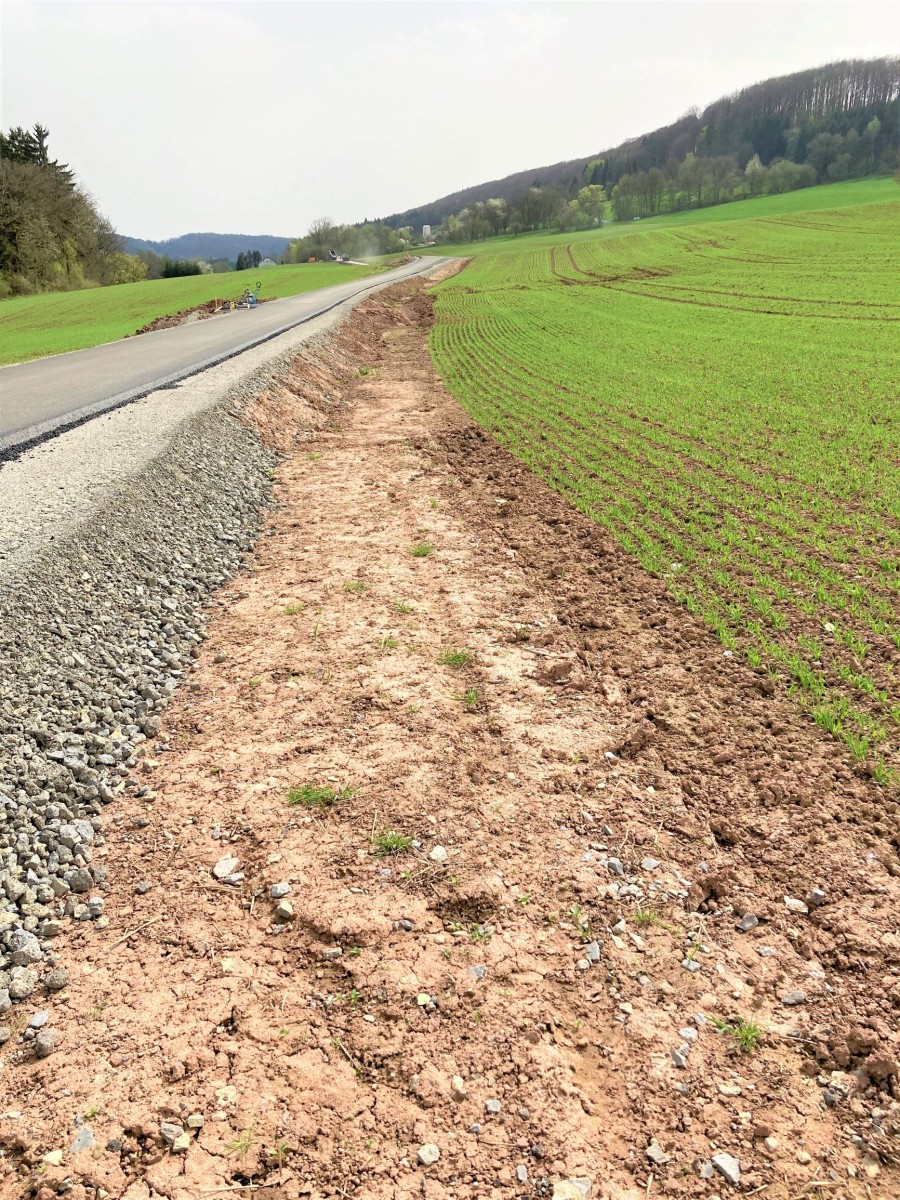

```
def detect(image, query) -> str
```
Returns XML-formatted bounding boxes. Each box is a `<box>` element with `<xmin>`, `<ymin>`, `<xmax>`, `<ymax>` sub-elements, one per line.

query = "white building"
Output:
<box><xmin>259</xmin><ymin>257</ymin><xmax>278</xmax><ymax>267</ymax></box>
<box><xmin>422</xmin><ymin>225</ymin><xmax>432</xmax><ymax>241</ymax></box>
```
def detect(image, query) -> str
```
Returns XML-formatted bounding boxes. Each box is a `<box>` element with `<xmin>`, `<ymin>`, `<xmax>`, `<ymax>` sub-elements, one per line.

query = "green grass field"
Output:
<box><xmin>430</xmin><ymin>183</ymin><xmax>900</xmax><ymax>780</ymax></box>
<box><xmin>0</xmin><ymin>262</ymin><xmax>373</xmax><ymax>365</ymax></box>
<box><xmin>420</xmin><ymin>176</ymin><xmax>897</xmax><ymax>258</ymax></box>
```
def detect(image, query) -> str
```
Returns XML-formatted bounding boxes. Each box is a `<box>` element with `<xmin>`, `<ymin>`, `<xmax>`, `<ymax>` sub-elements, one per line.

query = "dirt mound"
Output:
<box><xmin>2</xmin><ymin>275</ymin><xmax>896</xmax><ymax>1200</ymax></box>
<box><xmin>129</xmin><ymin>296</ymin><xmax>276</xmax><ymax>336</ymax></box>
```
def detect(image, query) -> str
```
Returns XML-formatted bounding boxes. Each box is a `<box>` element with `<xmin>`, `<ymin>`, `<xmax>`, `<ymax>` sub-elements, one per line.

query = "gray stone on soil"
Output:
<box><xmin>28</xmin><ymin>1010</ymin><xmax>49</xmax><ymax>1029</ymax></box>
<box><xmin>134</xmin><ymin>881</ymin><xmax>153</xmax><ymax>895</ymax></box>
<box><xmin>428</xmin><ymin>846</ymin><xmax>448</xmax><ymax>863</ymax></box>
<box><xmin>484</xmin><ymin>1099</ymin><xmax>502</xmax><ymax>1114</ymax></box>
<box><xmin>680</xmin><ymin>958</ymin><xmax>701</xmax><ymax>973</ymax></box>
<box><xmin>736</xmin><ymin>913</ymin><xmax>758</xmax><ymax>932</ymax></box>
<box><xmin>213</xmin><ymin>855</ymin><xmax>240</xmax><ymax>881</ymax></box>
<box><xmin>8</xmin><ymin>929</ymin><xmax>43</xmax><ymax>966</ymax></box>
<box><xmin>9</xmin><ymin>968</ymin><xmax>38</xmax><ymax>1001</ymax></box>
<box><xmin>671</xmin><ymin>1048</ymin><xmax>689</xmax><ymax>1069</ymax></box>
<box><xmin>804</xmin><ymin>887</ymin><xmax>826</xmax><ymax>910</ymax></box>
<box><xmin>34</xmin><ymin>1027</ymin><xmax>58</xmax><ymax>1058</ymax></box>
<box><xmin>607</xmin><ymin>858</ymin><xmax>624</xmax><ymax>876</ymax></box>
<box><xmin>66</xmin><ymin>869</ymin><xmax>93</xmax><ymax>894</ymax></box>
<box><xmin>711</xmin><ymin>1152</ymin><xmax>741</xmax><ymax>1185</ymax></box>
<box><xmin>585</xmin><ymin>941</ymin><xmax>601</xmax><ymax>963</ymax></box>
<box><xmin>678</xmin><ymin>1027</ymin><xmax>698</xmax><ymax>1043</ymax></box>
<box><xmin>70</xmin><ymin>1125</ymin><xmax>94</xmax><ymax>1153</ymax></box>
<box><xmin>0</xmin><ymin>1027</ymin><xmax>10</xmax><ymax>1045</ymax></box>
<box><xmin>784</xmin><ymin>896</ymin><xmax>809</xmax><ymax>914</ymax></box>
<box><xmin>275</xmin><ymin>900</ymin><xmax>294</xmax><ymax>922</ymax></box>
<box><xmin>694</xmin><ymin>1160</ymin><xmax>715</xmax><ymax>1180</ymax></box>
<box><xmin>646</xmin><ymin>1142</ymin><xmax>670</xmax><ymax>1165</ymax></box>
<box><xmin>782</xmin><ymin>990</ymin><xmax>807</xmax><ymax>1006</ymax></box>
<box><xmin>86</xmin><ymin>896</ymin><xmax>105</xmax><ymax>918</ymax></box>
<box><xmin>516</xmin><ymin>1164</ymin><xmax>529</xmax><ymax>1183</ymax></box>
<box><xmin>417</xmin><ymin>1143</ymin><xmax>440</xmax><ymax>1166</ymax></box>
<box><xmin>552</xmin><ymin>1181</ymin><xmax>592</xmax><ymax>1200</ymax></box>
<box><xmin>641</xmin><ymin>857</ymin><xmax>660</xmax><ymax>871</ymax></box>
<box><xmin>469</xmin><ymin>964</ymin><xmax>486</xmax><ymax>980</ymax></box>
<box><xmin>270</xmin><ymin>882</ymin><xmax>291</xmax><ymax>899</ymax></box>
<box><xmin>159</xmin><ymin>1121</ymin><xmax>183</xmax><ymax>1146</ymax></box>
<box><xmin>0</xmin><ymin>991</ymin><xmax>9</xmax><ymax>1014</ymax></box>
<box><xmin>322</xmin><ymin>947</ymin><xmax>342</xmax><ymax>960</ymax></box>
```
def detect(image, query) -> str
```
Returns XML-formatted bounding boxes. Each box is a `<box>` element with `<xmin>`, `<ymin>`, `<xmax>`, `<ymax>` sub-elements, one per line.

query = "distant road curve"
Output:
<box><xmin>0</xmin><ymin>256</ymin><xmax>449</xmax><ymax>459</ymax></box>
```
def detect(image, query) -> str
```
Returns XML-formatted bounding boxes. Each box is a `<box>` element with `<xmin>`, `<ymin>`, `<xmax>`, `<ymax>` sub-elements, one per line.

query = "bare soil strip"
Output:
<box><xmin>4</xmin><ymin>277</ymin><xmax>897</xmax><ymax>1200</ymax></box>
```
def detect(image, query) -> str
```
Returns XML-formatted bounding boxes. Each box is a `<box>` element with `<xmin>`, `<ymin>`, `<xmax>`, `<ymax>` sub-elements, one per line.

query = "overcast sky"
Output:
<box><xmin>2</xmin><ymin>1</ymin><xmax>897</xmax><ymax>240</ymax></box>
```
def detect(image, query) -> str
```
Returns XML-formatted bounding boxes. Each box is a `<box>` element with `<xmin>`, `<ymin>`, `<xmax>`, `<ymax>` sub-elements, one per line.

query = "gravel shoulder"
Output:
<box><xmin>0</xmin><ymin>277</ymin><xmax>896</xmax><ymax>1200</ymax></box>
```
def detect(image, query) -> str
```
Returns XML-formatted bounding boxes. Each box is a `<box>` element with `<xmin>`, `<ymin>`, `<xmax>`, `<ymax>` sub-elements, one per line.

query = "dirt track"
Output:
<box><xmin>4</xmin><ymin>276</ymin><xmax>897</xmax><ymax>1200</ymax></box>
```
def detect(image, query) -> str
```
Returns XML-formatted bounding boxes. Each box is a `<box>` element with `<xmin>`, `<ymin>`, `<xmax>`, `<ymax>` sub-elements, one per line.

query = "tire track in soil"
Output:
<box><xmin>4</xmin><ymin>276</ymin><xmax>897</xmax><ymax>1200</ymax></box>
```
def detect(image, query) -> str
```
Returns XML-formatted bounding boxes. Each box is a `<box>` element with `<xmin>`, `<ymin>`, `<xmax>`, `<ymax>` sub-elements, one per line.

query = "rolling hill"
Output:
<box><xmin>378</xmin><ymin>56</ymin><xmax>898</xmax><ymax>230</ymax></box>
<box><xmin>122</xmin><ymin>232</ymin><xmax>292</xmax><ymax>262</ymax></box>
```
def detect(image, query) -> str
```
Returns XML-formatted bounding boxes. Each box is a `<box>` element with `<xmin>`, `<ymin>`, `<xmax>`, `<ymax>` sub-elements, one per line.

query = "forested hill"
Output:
<box><xmin>380</xmin><ymin>56</ymin><xmax>899</xmax><ymax>229</ymax></box>
<box><xmin>123</xmin><ymin>232</ymin><xmax>292</xmax><ymax>261</ymax></box>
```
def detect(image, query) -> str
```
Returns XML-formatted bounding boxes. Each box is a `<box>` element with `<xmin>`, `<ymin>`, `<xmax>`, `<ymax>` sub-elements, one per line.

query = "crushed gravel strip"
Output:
<box><xmin>0</xmin><ymin>263</ymin><xmax>450</xmax><ymax>1003</ymax></box>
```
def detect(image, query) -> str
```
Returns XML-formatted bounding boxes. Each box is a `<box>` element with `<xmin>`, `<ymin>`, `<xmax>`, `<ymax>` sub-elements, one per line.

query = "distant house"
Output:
<box><xmin>422</xmin><ymin>224</ymin><xmax>432</xmax><ymax>241</ymax></box>
<box><xmin>258</xmin><ymin>257</ymin><xmax>278</xmax><ymax>267</ymax></box>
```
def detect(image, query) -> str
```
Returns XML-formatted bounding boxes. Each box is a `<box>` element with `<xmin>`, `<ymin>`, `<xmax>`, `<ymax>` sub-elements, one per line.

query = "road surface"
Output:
<box><xmin>0</xmin><ymin>256</ymin><xmax>448</xmax><ymax>456</ymax></box>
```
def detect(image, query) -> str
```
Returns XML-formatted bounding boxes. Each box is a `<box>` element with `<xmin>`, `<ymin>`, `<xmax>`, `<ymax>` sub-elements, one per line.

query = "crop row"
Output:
<box><xmin>431</xmin><ymin>200</ymin><xmax>900</xmax><ymax>779</ymax></box>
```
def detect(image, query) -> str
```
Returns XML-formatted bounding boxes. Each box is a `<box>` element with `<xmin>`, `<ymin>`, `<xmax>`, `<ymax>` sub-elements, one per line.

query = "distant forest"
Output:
<box><xmin>381</xmin><ymin>57</ymin><xmax>899</xmax><ymax>239</ymax></box>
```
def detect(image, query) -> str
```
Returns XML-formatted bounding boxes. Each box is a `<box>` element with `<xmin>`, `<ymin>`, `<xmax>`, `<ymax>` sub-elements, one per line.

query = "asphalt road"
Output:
<box><xmin>0</xmin><ymin>256</ymin><xmax>447</xmax><ymax>455</ymax></box>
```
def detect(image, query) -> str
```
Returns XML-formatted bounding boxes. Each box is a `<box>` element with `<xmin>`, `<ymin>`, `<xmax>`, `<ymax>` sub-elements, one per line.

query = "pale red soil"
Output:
<box><xmin>2</xmin><ymin>277</ymin><xmax>897</xmax><ymax>1200</ymax></box>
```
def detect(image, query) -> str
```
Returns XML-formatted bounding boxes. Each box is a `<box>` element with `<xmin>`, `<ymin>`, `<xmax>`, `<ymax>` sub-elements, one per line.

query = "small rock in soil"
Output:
<box><xmin>784</xmin><ymin>895</ymin><xmax>809</xmax><ymax>914</ymax></box>
<box><xmin>9</xmin><ymin>968</ymin><xmax>38</xmax><ymax>1001</ymax></box>
<box><xmin>485</xmin><ymin>1098</ymin><xmax>502</xmax><ymax>1114</ymax></box>
<box><xmin>270</xmin><ymin>882</ymin><xmax>291</xmax><ymax>899</ymax></box>
<box><xmin>28</xmin><ymin>1010</ymin><xmax>49</xmax><ymax>1029</ymax></box>
<box><xmin>711</xmin><ymin>1152</ymin><xmax>741</xmax><ymax>1185</ymax></box>
<box><xmin>552</xmin><ymin>1181</ymin><xmax>593</xmax><ymax>1200</ymax></box>
<box><xmin>417</xmin><ymin>1143</ymin><xmax>440</xmax><ymax>1166</ymax></box>
<box><xmin>159</xmin><ymin>1122</ymin><xmax>183</xmax><ymax>1146</ymax></box>
<box><xmin>428</xmin><ymin>845</ymin><xmax>448</xmax><ymax>863</ymax></box>
<box><xmin>516</xmin><ymin>1164</ymin><xmax>529</xmax><ymax>1183</ymax></box>
<box><xmin>213</xmin><ymin>855</ymin><xmax>240</xmax><ymax>880</ymax></box>
<box><xmin>275</xmin><ymin>900</ymin><xmax>294</xmax><ymax>922</ymax></box>
<box><xmin>585</xmin><ymin>941</ymin><xmax>601</xmax><ymax>962</ymax></box>
<box><xmin>70</xmin><ymin>1126</ymin><xmax>94</xmax><ymax>1153</ymax></box>
<box><xmin>134</xmin><ymin>881</ymin><xmax>153</xmax><ymax>894</ymax></box>
<box><xmin>804</xmin><ymin>887</ymin><xmax>826</xmax><ymax>909</ymax></box>
<box><xmin>172</xmin><ymin>1131</ymin><xmax>191</xmax><ymax>1153</ymax></box>
<box><xmin>782</xmin><ymin>990</ymin><xmax>807</xmax><ymax>1006</ymax></box>
<box><xmin>646</xmin><ymin>1142</ymin><xmax>670</xmax><ymax>1165</ymax></box>
<box><xmin>736</xmin><ymin>913</ymin><xmax>758</xmax><ymax>932</ymax></box>
<box><xmin>681</xmin><ymin>959</ymin><xmax>701</xmax><ymax>973</ymax></box>
<box><xmin>607</xmin><ymin>858</ymin><xmax>624</xmax><ymax>876</ymax></box>
<box><xmin>44</xmin><ymin>968</ymin><xmax>69</xmax><ymax>991</ymax></box>
<box><xmin>0</xmin><ymin>1027</ymin><xmax>10</xmax><ymax>1045</ymax></box>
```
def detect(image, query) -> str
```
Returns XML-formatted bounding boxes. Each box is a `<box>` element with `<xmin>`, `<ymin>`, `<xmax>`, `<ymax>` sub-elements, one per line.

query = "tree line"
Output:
<box><xmin>609</xmin><ymin>116</ymin><xmax>888</xmax><ymax>220</ymax></box>
<box><xmin>378</xmin><ymin>57</ymin><xmax>898</xmax><ymax>234</ymax></box>
<box><xmin>0</xmin><ymin>124</ymin><xmax>147</xmax><ymax>296</ymax></box>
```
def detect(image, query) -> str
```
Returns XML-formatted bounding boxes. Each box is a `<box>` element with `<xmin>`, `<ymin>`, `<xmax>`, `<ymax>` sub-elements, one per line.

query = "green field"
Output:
<box><xmin>0</xmin><ymin>262</ymin><xmax>373</xmax><ymax>365</ymax></box>
<box><xmin>420</xmin><ymin>177</ymin><xmax>897</xmax><ymax>258</ymax></box>
<box><xmin>430</xmin><ymin>186</ymin><xmax>900</xmax><ymax>780</ymax></box>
